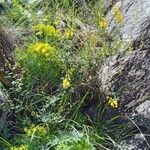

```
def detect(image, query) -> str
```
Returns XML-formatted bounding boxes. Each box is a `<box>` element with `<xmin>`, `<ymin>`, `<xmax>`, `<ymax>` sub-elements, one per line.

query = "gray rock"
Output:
<box><xmin>0</xmin><ymin>88</ymin><xmax>5</xmax><ymax>103</ymax></box>
<box><xmin>0</xmin><ymin>88</ymin><xmax>7</xmax><ymax>133</ymax></box>
<box><xmin>136</xmin><ymin>101</ymin><xmax>150</xmax><ymax>119</ymax></box>
<box><xmin>0</xmin><ymin>28</ymin><xmax>16</xmax><ymax>87</ymax></box>
<box><xmin>0</xmin><ymin>28</ymin><xmax>15</xmax><ymax>68</ymax></box>
<box><xmin>0</xmin><ymin>27</ymin><xmax>17</xmax><ymax>132</ymax></box>
<box><xmin>119</xmin><ymin>134</ymin><xmax>150</xmax><ymax>150</ymax></box>
<box><xmin>107</xmin><ymin>0</ymin><xmax>150</xmax><ymax>41</ymax></box>
<box><xmin>104</xmin><ymin>0</ymin><xmax>117</xmax><ymax>15</ymax></box>
<box><xmin>121</xmin><ymin>0</ymin><xmax>150</xmax><ymax>41</ymax></box>
<box><xmin>99</xmin><ymin>0</ymin><xmax>150</xmax><ymax>123</ymax></box>
<box><xmin>99</xmin><ymin>0</ymin><xmax>150</xmax><ymax>149</ymax></box>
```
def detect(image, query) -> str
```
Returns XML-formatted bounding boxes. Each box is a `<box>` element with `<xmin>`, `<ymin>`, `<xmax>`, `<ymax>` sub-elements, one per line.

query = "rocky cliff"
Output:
<box><xmin>99</xmin><ymin>0</ymin><xmax>150</xmax><ymax>149</ymax></box>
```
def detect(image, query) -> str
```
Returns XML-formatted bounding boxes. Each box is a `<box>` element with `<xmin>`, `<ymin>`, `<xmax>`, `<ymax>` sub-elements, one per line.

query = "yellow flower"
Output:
<box><xmin>31</xmin><ymin>111</ymin><xmax>38</xmax><ymax>117</ymax></box>
<box><xmin>63</xmin><ymin>74</ymin><xmax>71</xmax><ymax>89</ymax></box>
<box><xmin>67</xmin><ymin>68</ymin><xmax>74</xmax><ymax>75</ymax></box>
<box><xmin>24</xmin><ymin>124</ymin><xmax>46</xmax><ymax>136</ymax></box>
<box><xmin>113</xmin><ymin>7</ymin><xmax>124</xmax><ymax>23</ymax></box>
<box><xmin>10</xmin><ymin>145</ymin><xmax>28</xmax><ymax>150</ymax></box>
<box><xmin>65</xmin><ymin>28</ymin><xmax>74</xmax><ymax>39</ymax></box>
<box><xmin>24</xmin><ymin>124</ymin><xmax>35</xmax><ymax>136</ymax></box>
<box><xmin>45</xmin><ymin>25</ymin><xmax>60</xmax><ymax>37</ymax></box>
<box><xmin>99</xmin><ymin>17</ymin><xmax>108</xmax><ymax>29</ymax></box>
<box><xmin>32</xmin><ymin>24</ymin><xmax>60</xmax><ymax>37</ymax></box>
<box><xmin>36</xmin><ymin>125</ymin><xmax>47</xmax><ymax>135</ymax></box>
<box><xmin>31</xmin><ymin>42</ymin><xmax>55</xmax><ymax>57</ymax></box>
<box><xmin>32</xmin><ymin>23</ymin><xmax>45</xmax><ymax>30</ymax></box>
<box><xmin>108</xmin><ymin>97</ymin><xmax>118</xmax><ymax>108</ymax></box>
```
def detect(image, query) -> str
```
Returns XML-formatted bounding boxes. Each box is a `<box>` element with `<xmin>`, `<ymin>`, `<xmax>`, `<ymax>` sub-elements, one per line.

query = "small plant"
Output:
<box><xmin>107</xmin><ymin>97</ymin><xmax>119</xmax><ymax>108</ymax></box>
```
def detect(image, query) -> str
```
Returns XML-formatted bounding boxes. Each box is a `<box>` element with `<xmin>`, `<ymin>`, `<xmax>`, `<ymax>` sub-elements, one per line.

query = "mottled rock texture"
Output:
<box><xmin>99</xmin><ymin>0</ymin><xmax>150</xmax><ymax>149</ymax></box>
<box><xmin>0</xmin><ymin>28</ymin><xmax>16</xmax><ymax>87</ymax></box>
<box><xmin>107</xmin><ymin>0</ymin><xmax>150</xmax><ymax>41</ymax></box>
<box><xmin>0</xmin><ymin>28</ymin><xmax>16</xmax><ymax>132</ymax></box>
<box><xmin>119</xmin><ymin>134</ymin><xmax>149</xmax><ymax>150</ymax></box>
<box><xmin>0</xmin><ymin>88</ymin><xmax>7</xmax><ymax>133</ymax></box>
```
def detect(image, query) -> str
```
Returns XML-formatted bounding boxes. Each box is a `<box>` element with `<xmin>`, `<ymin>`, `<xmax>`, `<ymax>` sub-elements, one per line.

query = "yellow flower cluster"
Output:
<box><xmin>31</xmin><ymin>111</ymin><xmax>38</xmax><ymax>117</ymax></box>
<box><xmin>31</xmin><ymin>42</ymin><xmax>55</xmax><ymax>58</ymax></box>
<box><xmin>108</xmin><ymin>97</ymin><xmax>118</xmax><ymax>108</ymax></box>
<box><xmin>24</xmin><ymin>124</ymin><xmax>46</xmax><ymax>136</ymax></box>
<box><xmin>99</xmin><ymin>17</ymin><xmax>108</xmax><ymax>29</ymax></box>
<box><xmin>63</xmin><ymin>74</ymin><xmax>71</xmax><ymax>89</ymax></box>
<box><xmin>10</xmin><ymin>145</ymin><xmax>28</xmax><ymax>150</ymax></box>
<box><xmin>32</xmin><ymin>24</ymin><xmax>60</xmax><ymax>37</ymax></box>
<box><xmin>113</xmin><ymin>7</ymin><xmax>124</xmax><ymax>23</ymax></box>
<box><xmin>65</xmin><ymin>28</ymin><xmax>74</xmax><ymax>39</ymax></box>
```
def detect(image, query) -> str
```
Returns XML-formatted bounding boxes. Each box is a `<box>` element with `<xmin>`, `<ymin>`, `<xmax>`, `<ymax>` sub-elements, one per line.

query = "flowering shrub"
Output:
<box><xmin>10</xmin><ymin>145</ymin><xmax>28</xmax><ymax>150</ymax></box>
<box><xmin>32</xmin><ymin>24</ymin><xmax>60</xmax><ymax>37</ymax></box>
<box><xmin>24</xmin><ymin>124</ymin><xmax>47</xmax><ymax>136</ymax></box>
<box><xmin>0</xmin><ymin>1</ymin><xmax>129</xmax><ymax>150</ymax></box>
<box><xmin>31</xmin><ymin>42</ymin><xmax>56</xmax><ymax>58</ymax></box>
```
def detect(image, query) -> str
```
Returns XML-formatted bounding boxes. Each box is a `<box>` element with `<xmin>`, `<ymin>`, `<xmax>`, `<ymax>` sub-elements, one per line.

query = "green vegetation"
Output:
<box><xmin>0</xmin><ymin>0</ymin><xmax>131</xmax><ymax>149</ymax></box>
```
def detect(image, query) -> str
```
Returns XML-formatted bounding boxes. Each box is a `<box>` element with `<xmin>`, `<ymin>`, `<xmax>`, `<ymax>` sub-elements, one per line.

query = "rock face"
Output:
<box><xmin>0</xmin><ymin>87</ymin><xmax>8</xmax><ymax>133</ymax></box>
<box><xmin>0</xmin><ymin>28</ymin><xmax>16</xmax><ymax>87</ymax></box>
<box><xmin>107</xmin><ymin>0</ymin><xmax>150</xmax><ymax>42</ymax></box>
<box><xmin>99</xmin><ymin>0</ymin><xmax>150</xmax><ymax>149</ymax></box>
<box><xmin>0</xmin><ymin>27</ymin><xmax>17</xmax><ymax>132</ymax></box>
<box><xmin>119</xmin><ymin>134</ymin><xmax>149</xmax><ymax>150</ymax></box>
<box><xmin>0</xmin><ymin>28</ymin><xmax>15</xmax><ymax>69</ymax></box>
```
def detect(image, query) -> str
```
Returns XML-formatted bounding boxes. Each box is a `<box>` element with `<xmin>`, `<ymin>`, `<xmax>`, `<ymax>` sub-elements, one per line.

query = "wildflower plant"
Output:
<box><xmin>31</xmin><ymin>42</ymin><xmax>57</xmax><ymax>59</ymax></box>
<box><xmin>10</xmin><ymin>145</ymin><xmax>28</xmax><ymax>150</ymax></box>
<box><xmin>16</xmin><ymin>40</ymin><xmax>64</xmax><ymax>90</ymax></box>
<box><xmin>108</xmin><ymin>97</ymin><xmax>119</xmax><ymax>108</ymax></box>
<box><xmin>32</xmin><ymin>24</ymin><xmax>60</xmax><ymax>38</ymax></box>
<box><xmin>65</xmin><ymin>27</ymin><xmax>75</xmax><ymax>39</ymax></box>
<box><xmin>99</xmin><ymin>17</ymin><xmax>108</xmax><ymax>29</ymax></box>
<box><xmin>0</xmin><ymin>0</ymin><xmax>131</xmax><ymax>150</ymax></box>
<box><xmin>24</xmin><ymin>124</ymin><xmax>47</xmax><ymax>137</ymax></box>
<box><xmin>113</xmin><ymin>7</ymin><xmax>124</xmax><ymax>24</ymax></box>
<box><xmin>63</xmin><ymin>76</ymin><xmax>71</xmax><ymax>89</ymax></box>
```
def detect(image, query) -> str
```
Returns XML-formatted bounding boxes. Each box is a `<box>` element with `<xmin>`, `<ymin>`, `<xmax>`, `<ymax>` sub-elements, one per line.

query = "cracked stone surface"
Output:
<box><xmin>100</xmin><ymin>0</ymin><xmax>150</xmax><ymax>121</ymax></box>
<box><xmin>99</xmin><ymin>0</ymin><xmax>150</xmax><ymax>149</ymax></box>
<box><xmin>119</xmin><ymin>134</ymin><xmax>149</xmax><ymax>150</ymax></box>
<box><xmin>106</xmin><ymin>0</ymin><xmax>150</xmax><ymax>40</ymax></box>
<box><xmin>0</xmin><ymin>88</ymin><xmax>7</xmax><ymax>133</ymax></box>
